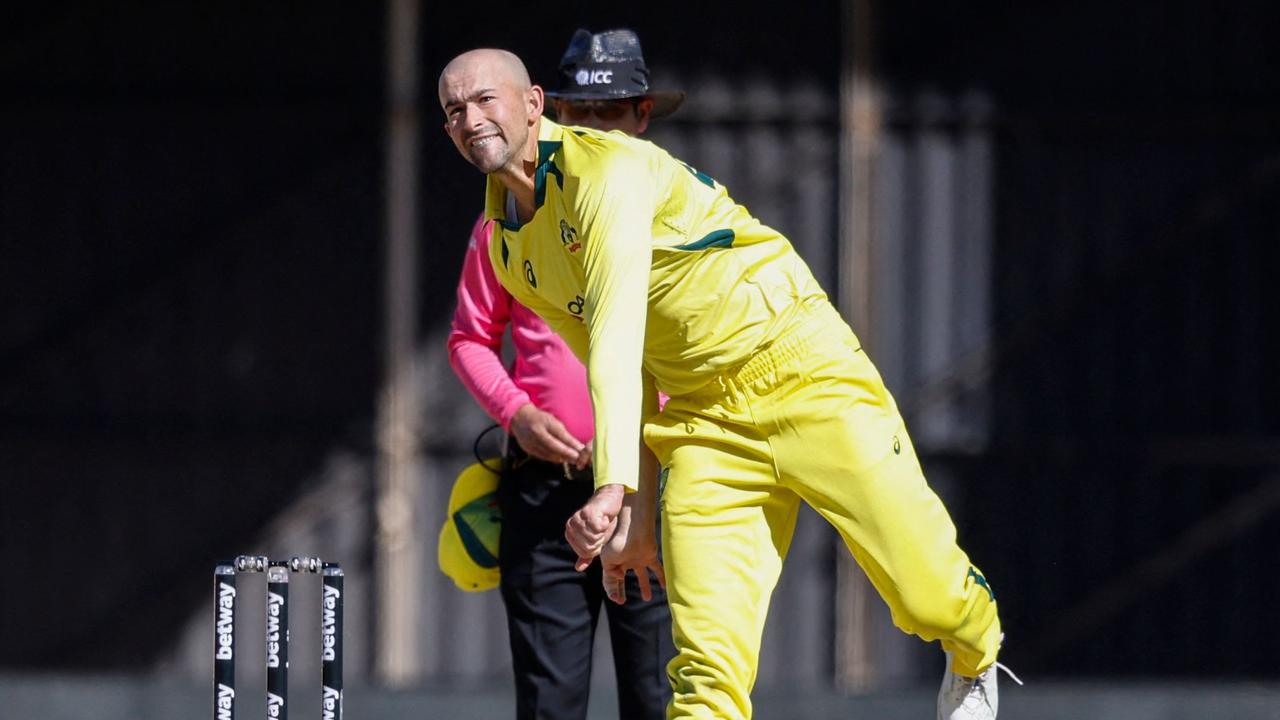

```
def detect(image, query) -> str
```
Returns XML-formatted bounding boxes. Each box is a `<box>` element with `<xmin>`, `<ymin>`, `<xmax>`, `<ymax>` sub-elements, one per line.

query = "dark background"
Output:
<box><xmin>3</xmin><ymin>1</ymin><xmax>1277</xmax><ymax>680</ymax></box>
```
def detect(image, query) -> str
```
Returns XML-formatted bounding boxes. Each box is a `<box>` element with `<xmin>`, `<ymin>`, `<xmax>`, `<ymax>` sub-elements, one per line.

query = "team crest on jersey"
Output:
<box><xmin>559</xmin><ymin>220</ymin><xmax>581</xmax><ymax>253</ymax></box>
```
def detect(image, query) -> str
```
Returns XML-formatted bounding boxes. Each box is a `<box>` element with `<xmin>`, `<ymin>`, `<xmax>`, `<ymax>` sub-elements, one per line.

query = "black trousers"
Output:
<box><xmin>498</xmin><ymin>446</ymin><xmax>675</xmax><ymax>720</ymax></box>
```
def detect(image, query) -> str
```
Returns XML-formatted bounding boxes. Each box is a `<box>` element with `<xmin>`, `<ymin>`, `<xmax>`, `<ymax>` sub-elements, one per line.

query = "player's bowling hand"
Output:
<box><xmin>601</xmin><ymin>520</ymin><xmax>665</xmax><ymax>605</ymax></box>
<box><xmin>566</xmin><ymin>483</ymin><xmax>624</xmax><ymax>570</ymax></box>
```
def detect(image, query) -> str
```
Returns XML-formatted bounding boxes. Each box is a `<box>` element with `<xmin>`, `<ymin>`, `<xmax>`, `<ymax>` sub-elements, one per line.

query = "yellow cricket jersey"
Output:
<box><xmin>484</xmin><ymin>119</ymin><xmax>827</xmax><ymax>491</ymax></box>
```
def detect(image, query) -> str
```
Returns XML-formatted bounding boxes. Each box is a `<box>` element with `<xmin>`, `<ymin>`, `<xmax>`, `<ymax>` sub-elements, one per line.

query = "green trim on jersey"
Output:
<box><xmin>674</xmin><ymin>229</ymin><xmax>736</xmax><ymax>251</ymax></box>
<box><xmin>534</xmin><ymin>140</ymin><xmax>564</xmax><ymax>209</ymax></box>
<box><xmin>497</xmin><ymin>139</ymin><xmax>564</xmax><ymax>232</ymax></box>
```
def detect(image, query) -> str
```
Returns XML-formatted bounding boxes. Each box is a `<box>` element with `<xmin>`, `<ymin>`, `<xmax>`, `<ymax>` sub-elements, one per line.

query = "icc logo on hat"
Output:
<box><xmin>574</xmin><ymin>68</ymin><xmax>613</xmax><ymax>86</ymax></box>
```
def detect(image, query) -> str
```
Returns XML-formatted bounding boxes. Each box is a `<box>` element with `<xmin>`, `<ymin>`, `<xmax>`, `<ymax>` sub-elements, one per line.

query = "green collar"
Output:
<box><xmin>487</xmin><ymin>121</ymin><xmax>565</xmax><ymax>231</ymax></box>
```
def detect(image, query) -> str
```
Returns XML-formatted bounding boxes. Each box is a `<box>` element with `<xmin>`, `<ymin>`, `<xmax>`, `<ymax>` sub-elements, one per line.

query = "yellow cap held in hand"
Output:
<box><xmin>437</xmin><ymin>459</ymin><xmax>502</xmax><ymax>592</ymax></box>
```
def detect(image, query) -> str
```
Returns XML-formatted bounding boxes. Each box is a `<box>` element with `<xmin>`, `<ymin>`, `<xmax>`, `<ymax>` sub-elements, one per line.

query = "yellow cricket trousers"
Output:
<box><xmin>644</xmin><ymin>300</ymin><xmax>1001</xmax><ymax>719</ymax></box>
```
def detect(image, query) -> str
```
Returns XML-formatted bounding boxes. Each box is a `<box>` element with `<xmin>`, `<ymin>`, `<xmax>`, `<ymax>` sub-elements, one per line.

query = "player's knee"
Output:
<box><xmin>895</xmin><ymin>584</ymin><xmax>971</xmax><ymax>640</ymax></box>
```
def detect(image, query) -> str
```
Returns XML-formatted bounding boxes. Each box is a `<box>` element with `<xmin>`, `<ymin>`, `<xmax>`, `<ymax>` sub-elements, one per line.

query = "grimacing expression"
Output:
<box><xmin>440</xmin><ymin>61</ymin><xmax>540</xmax><ymax>174</ymax></box>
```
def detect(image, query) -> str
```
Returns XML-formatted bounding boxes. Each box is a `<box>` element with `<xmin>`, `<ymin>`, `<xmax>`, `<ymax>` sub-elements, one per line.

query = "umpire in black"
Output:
<box><xmin>446</xmin><ymin>28</ymin><xmax>682</xmax><ymax>719</ymax></box>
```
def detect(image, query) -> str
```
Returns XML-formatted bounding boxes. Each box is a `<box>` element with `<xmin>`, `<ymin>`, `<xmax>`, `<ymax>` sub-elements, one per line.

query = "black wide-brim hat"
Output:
<box><xmin>544</xmin><ymin>28</ymin><xmax>686</xmax><ymax>119</ymax></box>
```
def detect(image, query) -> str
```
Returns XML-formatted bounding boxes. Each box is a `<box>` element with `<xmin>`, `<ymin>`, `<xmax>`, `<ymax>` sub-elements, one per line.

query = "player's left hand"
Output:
<box><xmin>565</xmin><ymin>483</ymin><xmax>624</xmax><ymax>570</ymax></box>
<box><xmin>601</xmin><ymin>523</ymin><xmax>665</xmax><ymax>605</ymax></box>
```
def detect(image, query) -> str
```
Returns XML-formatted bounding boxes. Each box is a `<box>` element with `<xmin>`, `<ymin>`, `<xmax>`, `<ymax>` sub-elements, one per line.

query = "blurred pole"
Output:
<box><xmin>835</xmin><ymin>0</ymin><xmax>883</xmax><ymax>694</ymax></box>
<box><xmin>375</xmin><ymin>0</ymin><xmax>423</xmax><ymax>687</ymax></box>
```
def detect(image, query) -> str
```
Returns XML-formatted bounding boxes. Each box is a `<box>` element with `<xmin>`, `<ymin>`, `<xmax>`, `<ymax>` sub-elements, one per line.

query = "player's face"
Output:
<box><xmin>440</xmin><ymin>66</ymin><xmax>542</xmax><ymax>174</ymax></box>
<box><xmin>554</xmin><ymin>97</ymin><xmax>653</xmax><ymax>136</ymax></box>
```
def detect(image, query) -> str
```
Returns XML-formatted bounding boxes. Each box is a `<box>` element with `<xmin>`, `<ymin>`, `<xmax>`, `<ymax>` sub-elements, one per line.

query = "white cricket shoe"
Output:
<box><xmin>936</xmin><ymin>650</ymin><xmax>1022</xmax><ymax>720</ymax></box>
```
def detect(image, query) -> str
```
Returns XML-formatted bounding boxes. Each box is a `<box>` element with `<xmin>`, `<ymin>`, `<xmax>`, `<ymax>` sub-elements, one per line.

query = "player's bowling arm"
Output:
<box><xmin>579</xmin><ymin>152</ymin><xmax>656</xmax><ymax>493</ymax></box>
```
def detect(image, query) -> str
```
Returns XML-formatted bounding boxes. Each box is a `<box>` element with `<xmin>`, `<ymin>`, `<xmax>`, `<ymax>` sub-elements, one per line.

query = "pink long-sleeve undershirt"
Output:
<box><xmin>447</xmin><ymin>215</ymin><xmax>595</xmax><ymax>445</ymax></box>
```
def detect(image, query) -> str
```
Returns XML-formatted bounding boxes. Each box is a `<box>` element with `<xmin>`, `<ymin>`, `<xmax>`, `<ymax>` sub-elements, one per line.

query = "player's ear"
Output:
<box><xmin>528</xmin><ymin>85</ymin><xmax>545</xmax><ymax>121</ymax></box>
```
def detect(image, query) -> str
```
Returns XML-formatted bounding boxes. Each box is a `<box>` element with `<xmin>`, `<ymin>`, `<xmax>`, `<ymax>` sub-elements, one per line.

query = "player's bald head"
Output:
<box><xmin>438</xmin><ymin>48</ymin><xmax>530</xmax><ymax>101</ymax></box>
<box><xmin>439</xmin><ymin>48</ymin><xmax>545</xmax><ymax>176</ymax></box>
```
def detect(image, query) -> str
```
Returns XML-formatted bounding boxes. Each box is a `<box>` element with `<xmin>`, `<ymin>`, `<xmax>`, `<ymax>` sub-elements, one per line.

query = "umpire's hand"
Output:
<box><xmin>510</xmin><ymin>403</ymin><xmax>591</xmax><ymax>468</ymax></box>
<box><xmin>565</xmin><ymin>484</ymin><xmax>624</xmax><ymax>570</ymax></box>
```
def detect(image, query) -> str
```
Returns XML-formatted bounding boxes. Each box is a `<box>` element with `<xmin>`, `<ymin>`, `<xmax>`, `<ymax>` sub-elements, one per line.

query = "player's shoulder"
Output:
<box><xmin>559</xmin><ymin>126</ymin><xmax>661</xmax><ymax>178</ymax></box>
